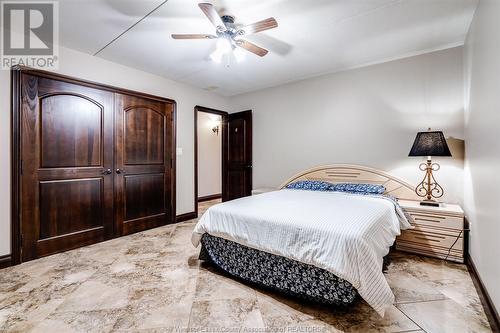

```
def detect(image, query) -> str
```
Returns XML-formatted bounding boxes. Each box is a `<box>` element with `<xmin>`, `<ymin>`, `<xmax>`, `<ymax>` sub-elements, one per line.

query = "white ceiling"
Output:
<box><xmin>59</xmin><ymin>0</ymin><xmax>478</xmax><ymax>96</ymax></box>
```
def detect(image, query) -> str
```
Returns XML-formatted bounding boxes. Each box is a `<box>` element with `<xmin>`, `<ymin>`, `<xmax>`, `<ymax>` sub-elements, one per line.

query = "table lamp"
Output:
<box><xmin>408</xmin><ymin>128</ymin><xmax>452</xmax><ymax>207</ymax></box>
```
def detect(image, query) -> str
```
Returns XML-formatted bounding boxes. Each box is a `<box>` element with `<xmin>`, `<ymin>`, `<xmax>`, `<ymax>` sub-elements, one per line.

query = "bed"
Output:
<box><xmin>192</xmin><ymin>165</ymin><xmax>419</xmax><ymax>316</ymax></box>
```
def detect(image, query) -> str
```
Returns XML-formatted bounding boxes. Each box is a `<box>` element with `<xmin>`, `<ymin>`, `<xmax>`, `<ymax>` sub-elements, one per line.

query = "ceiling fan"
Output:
<box><xmin>171</xmin><ymin>3</ymin><xmax>278</xmax><ymax>62</ymax></box>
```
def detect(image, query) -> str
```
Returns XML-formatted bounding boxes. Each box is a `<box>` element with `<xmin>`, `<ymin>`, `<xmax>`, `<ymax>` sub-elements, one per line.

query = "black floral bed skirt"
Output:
<box><xmin>200</xmin><ymin>233</ymin><xmax>358</xmax><ymax>306</ymax></box>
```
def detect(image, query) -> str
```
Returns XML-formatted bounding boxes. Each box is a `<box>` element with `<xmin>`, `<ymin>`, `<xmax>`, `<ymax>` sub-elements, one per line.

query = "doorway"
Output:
<box><xmin>194</xmin><ymin>106</ymin><xmax>228</xmax><ymax>218</ymax></box>
<box><xmin>194</xmin><ymin>106</ymin><xmax>253</xmax><ymax>218</ymax></box>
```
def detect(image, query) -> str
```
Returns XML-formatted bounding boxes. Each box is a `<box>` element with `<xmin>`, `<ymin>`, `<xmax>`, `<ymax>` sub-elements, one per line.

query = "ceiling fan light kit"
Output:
<box><xmin>171</xmin><ymin>2</ymin><xmax>278</xmax><ymax>63</ymax></box>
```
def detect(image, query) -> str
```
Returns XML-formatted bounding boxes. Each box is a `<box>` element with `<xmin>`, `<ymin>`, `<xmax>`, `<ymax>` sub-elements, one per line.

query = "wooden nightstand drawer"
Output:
<box><xmin>396</xmin><ymin>200</ymin><xmax>465</xmax><ymax>263</ymax></box>
<box><xmin>396</xmin><ymin>240</ymin><xmax>464</xmax><ymax>262</ymax></box>
<box><xmin>407</xmin><ymin>211</ymin><xmax>463</xmax><ymax>230</ymax></box>
<box><xmin>398</xmin><ymin>228</ymin><xmax>463</xmax><ymax>251</ymax></box>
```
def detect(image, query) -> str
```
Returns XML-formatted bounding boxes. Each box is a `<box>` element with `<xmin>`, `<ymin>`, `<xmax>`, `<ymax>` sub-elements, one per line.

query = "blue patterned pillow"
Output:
<box><xmin>330</xmin><ymin>183</ymin><xmax>385</xmax><ymax>194</ymax></box>
<box><xmin>285</xmin><ymin>180</ymin><xmax>333</xmax><ymax>191</ymax></box>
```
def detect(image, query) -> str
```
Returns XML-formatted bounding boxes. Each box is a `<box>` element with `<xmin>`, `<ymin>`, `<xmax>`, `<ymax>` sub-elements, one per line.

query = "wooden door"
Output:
<box><xmin>20</xmin><ymin>74</ymin><xmax>114</xmax><ymax>261</ymax></box>
<box><xmin>114</xmin><ymin>93</ymin><xmax>175</xmax><ymax>235</ymax></box>
<box><xmin>223</xmin><ymin>110</ymin><xmax>252</xmax><ymax>201</ymax></box>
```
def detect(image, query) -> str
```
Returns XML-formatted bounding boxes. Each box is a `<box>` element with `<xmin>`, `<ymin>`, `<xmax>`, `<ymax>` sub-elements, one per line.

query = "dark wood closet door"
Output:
<box><xmin>114</xmin><ymin>93</ymin><xmax>174</xmax><ymax>235</ymax></box>
<box><xmin>223</xmin><ymin>110</ymin><xmax>252</xmax><ymax>201</ymax></box>
<box><xmin>20</xmin><ymin>74</ymin><xmax>114</xmax><ymax>261</ymax></box>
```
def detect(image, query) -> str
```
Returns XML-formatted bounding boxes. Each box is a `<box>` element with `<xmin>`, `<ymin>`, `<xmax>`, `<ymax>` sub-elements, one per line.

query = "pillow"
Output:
<box><xmin>330</xmin><ymin>183</ymin><xmax>386</xmax><ymax>195</ymax></box>
<box><xmin>285</xmin><ymin>180</ymin><xmax>333</xmax><ymax>191</ymax></box>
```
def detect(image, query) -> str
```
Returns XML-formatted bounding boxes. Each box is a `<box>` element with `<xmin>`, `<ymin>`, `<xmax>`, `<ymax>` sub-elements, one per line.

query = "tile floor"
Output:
<box><xmin>0</xmin><ymin>199</ymin><xmax>492</xmax><ymax>332</ymax></box>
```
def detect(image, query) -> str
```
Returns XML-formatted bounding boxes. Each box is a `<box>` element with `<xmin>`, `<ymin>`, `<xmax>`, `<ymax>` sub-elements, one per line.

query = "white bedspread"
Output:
<box><xmin>191</xmin><ymin>189</ymin><xmax>411</xmax><ymax>316</ymax></box>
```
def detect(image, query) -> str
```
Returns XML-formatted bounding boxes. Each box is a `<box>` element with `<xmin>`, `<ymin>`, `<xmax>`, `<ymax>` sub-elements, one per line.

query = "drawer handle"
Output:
<box><xmin>426</xmin><ymin>234</ymin><xmax>445</xmax><ymax>240</ymax></box>
<box><xmin>414</xmin><ymin>217</ymin><xmax>441</xmax><ymax>224</ymax></box>
<box><xmin>411</xmin><ymin>213</ymin><xmax>445</xmax><ymax>219</ymax></box>
<box><xmin>413</xmin><ymin>233</ymin><xmax>446</xmax><ymax>240</ymax></box>
<box><xmin>405</xmin><ymin>230</ymin><xmax>445</xmax><ymax>238</ymax></box>
<box><xmin>414</xmin><ymin>236</ymin><xmax>443</xmax><ymax>243</ymax></box>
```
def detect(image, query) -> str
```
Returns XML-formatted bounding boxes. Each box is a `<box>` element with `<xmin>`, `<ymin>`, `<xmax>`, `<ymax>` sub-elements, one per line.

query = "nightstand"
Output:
<box><xmin>396</xmin><ymin>200</ymin><xmax>465</xmax><ymax>263</ymax></box>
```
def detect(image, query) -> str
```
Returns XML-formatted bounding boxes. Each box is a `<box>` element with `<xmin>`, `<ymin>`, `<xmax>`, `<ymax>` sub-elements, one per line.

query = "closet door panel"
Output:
<box><xmin>20</xmin><ymin>74</ymin><xmax>114</xmax><ymax>261</ymax></box>
<box><xmin>39</xmin><ymin>178</ymin><xmax>104</xmax><ymax>239</ymax></box>
<box><xmin>40</xmin><ymin>95</ymin><xmax>102</xmax><ymax>167</ymax></box>
<box><xmin>124</xmin><ymin>107</ymin><xmax>164</xmax><ymax>164</ymax></box>
<box><xmin>115</xmin><ymin>94</ymin><xmax>174</xmax><ymax>235</ymax></box>
<box><xmin>124</xmin><ymin>174</ymin><xmax>165</xmax><ymax>220</ymax></box>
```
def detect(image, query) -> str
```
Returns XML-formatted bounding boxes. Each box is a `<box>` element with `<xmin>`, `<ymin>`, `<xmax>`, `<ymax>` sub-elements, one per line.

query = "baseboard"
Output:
<box><xmin>466</xmin><ymin>254</ymin><xmax>500</xmax><ymax>332</ymax></box>
<box><xmin>176</xmin><ymin>212</ymin><xmax>197</xmax><ymax>223</ymax></box>
<box><xmin>197</xmin><ymin>193</ymin><xmax>222</xmax><ymax>202</ymax></box>
<box><xmin>0</xmin><ymin>254</ymin><xmax>12</xmax><ymax>269</ymax></box>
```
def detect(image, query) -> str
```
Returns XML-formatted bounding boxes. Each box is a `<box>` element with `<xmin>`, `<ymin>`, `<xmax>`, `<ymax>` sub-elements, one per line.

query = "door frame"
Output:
<box><xmin>194</xmin><ymin>105</ymin><xmax>228</xmax><ymax>218</ymax></box>
<box><xmin>10</xmin><ymin>66</ymin><xmax>177</xmax><ymax>265</ymax></box>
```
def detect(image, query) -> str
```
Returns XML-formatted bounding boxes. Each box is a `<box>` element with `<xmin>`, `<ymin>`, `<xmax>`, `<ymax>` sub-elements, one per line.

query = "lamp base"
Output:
<box><xmin>420</xmin><ymin>200</ymin><xmax>440</xmax><ymax>207</ymax></box>
<box><xmin>415</xmin><ymin>158</ymin><xmax>445</xmax><ymax>207</ymax></box>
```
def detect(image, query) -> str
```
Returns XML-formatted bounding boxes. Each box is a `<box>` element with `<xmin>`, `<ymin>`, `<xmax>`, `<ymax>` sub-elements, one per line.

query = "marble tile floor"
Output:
<box><xmin>0</xmin><ymin>198</ymin><xmax>492</xmax><ymax>332</ymax></box>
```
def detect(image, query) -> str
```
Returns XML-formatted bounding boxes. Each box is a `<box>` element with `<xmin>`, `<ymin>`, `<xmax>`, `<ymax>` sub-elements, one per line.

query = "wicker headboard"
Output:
<box><xmin>279</xmin><ymin>164</ymin><xmax>420</xmax><ymax>201</ymax></box>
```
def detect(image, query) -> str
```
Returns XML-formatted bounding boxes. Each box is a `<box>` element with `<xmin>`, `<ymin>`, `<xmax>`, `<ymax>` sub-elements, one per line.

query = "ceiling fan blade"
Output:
<box><xmin>198</xmin><ymin>3</ymin><xmax>227</xmax><ymax>32</ymax></box>
<box><xmin>236</xmin><ymin>39</ymin><xmax>269</xmax><ymax>57</ymax></box>
<box><xmin>237</xmin><ymin>18</ymin><xmax>278</xmax><ymax>36</ymax></box>
<box><xmin>171</xmin><ymin>34</ymin><xmax>216</xmax><ymax>39</ymax></box>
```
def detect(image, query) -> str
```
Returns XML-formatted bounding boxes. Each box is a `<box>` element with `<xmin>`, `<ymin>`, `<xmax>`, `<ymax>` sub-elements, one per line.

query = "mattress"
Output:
<box><xmin>192</xmin><ymin>189</ymin><xmax>410</xmax><ymax>315</ymax></box>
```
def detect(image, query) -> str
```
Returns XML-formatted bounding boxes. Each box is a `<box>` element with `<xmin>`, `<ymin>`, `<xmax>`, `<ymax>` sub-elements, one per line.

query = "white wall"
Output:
<box><xmin>197</xmin><ymin>112</ymin><xmax>222</xmax><ymax>198</ymax></box>
<box><xmin>0</xmin><ymin>69</ymin><xmax>10</xmax><ymax>256</ymax></box>
<box><xmin>0</xmin><ymin>45</ymin><xmax>467</xmax><ymax>260</ymax></box>
<box><xmin>230</xmin><ymin>47</ymin><xmax>465</xmax><ymax>204</ymax></box>
<box><xmin>0</xmin><ymin>45</ymin><xmax>230</xmax><ymax>256</ymax></box>
<box><xmin>463</xmin><ymin>0</ymin><xmax>500</xmax><ymax>312</ymax></box>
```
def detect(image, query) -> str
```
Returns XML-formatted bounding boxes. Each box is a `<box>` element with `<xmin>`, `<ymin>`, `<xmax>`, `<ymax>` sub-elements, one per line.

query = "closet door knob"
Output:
<box><xmin>102</xmin><ymin>168</ymin><xmax>112</xmax><ymax>175</ymax></box>
<box><xmin>116</xmin><ymin>169</ymin><xmax>123</xmax><ymax>174</ymax></box>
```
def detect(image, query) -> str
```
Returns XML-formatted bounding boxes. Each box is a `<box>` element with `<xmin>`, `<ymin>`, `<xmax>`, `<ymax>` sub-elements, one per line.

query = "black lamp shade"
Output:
<box><xmin>408</xmin><ymin>131</ymin><xmax>452</xmax><ymax>157</ymax></box>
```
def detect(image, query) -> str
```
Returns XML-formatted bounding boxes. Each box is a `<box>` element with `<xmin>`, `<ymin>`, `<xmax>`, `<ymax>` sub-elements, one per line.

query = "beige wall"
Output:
<box><xmin>197</xmin><ymin>112</ymin><xmax>222</xmax><ymax>198</ymax></box>
<box><xmin>0</xmin><ymin>46</ymin><xmax>230</xmax><ymax>256</ymax></box>
<box><xmin>463</xmin><ymin>0</ymin><xmax>500</xmax><ymax>311</ymax></box>
<box><xmin>229</xmin><ymin>47</ymin><xmax>465</xmax><ymax>204</ymax></box>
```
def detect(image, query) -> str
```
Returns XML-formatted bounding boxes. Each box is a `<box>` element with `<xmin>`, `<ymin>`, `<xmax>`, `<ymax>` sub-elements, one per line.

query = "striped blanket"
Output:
<box><xmin>192</xmin><ymin>189</ymin><xmax>411</xmax><ymax>316</ymax></box>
